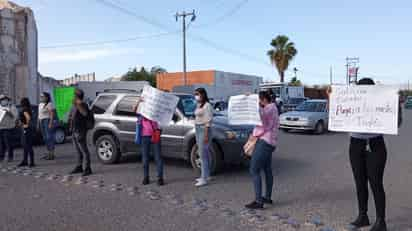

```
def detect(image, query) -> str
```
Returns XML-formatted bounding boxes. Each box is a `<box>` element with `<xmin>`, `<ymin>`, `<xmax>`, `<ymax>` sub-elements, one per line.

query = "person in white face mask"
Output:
<box><xmin>0</xmin><ymin>95</ymin><xmax>18</xmax><ymax>162</ymax></box>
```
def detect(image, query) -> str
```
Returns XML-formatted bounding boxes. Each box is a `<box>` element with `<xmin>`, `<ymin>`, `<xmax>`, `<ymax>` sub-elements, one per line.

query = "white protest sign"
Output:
<box><xmin>137</xmin><ymin>85</ymin><xmax>179</xmax><ymax>126</ymax></box>
<box><xmin>228</xmin><ymin>94</ymin><xmax>262</xmax><ymax>125</ymax></box>
<box><xmin>328</xmin><ymin>85</ymin><xmax>399</xmax><ymax>135</ymax></box>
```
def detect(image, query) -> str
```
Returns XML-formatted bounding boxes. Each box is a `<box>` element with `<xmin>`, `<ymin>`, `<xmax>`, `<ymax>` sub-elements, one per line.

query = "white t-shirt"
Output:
<box><xmin>38</xmin><ymin>102</ymin><xmax>54</xmax><ymax>120</ymax></box>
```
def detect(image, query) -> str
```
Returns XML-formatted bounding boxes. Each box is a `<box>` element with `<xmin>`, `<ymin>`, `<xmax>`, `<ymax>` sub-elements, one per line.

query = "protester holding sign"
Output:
<box><xmin>134</xmin><ymin>98</ymin><xmax>164</xmax><ymax>186</ymax></box>
<box><xmin>38</xmin><ymin>92</ymin><xmax>57</xmax><ymax>160</ymax></box>
<box><xmin>245</xmin><ymin>91</ymin><xmax>279</xmax><ymax>210</ymax></box>
<box><xmin>327</xmin><ymin>78</ymin><xmax>402</xmax><ymax>231</ymax></box>
<box><xmin>0</xmin><ymin>94</ymin><xmax>18</xmax><ymax>162</ymax></box>
<box><xmin>193</xmin><ymin>88</ymin><xmax>214</xmax><ymax>187</ymax></box>
<box><xmin>17</xmin><ymin>98</ymin><xmax>35</xmax><ymax>168</ymax></box>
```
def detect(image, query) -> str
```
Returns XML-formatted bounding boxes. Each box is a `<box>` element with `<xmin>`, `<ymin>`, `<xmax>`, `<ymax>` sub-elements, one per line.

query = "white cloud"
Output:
<box><xmin>39</xmin><ymin>47</ymin><xmax>143</xmax><ymax>64</ymax></box>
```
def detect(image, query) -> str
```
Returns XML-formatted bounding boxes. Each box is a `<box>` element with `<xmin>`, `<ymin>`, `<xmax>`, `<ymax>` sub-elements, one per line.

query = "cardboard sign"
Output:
<box><xmin>137</xmin><ymin>86</ymin><xmax>179</xmax><ymax>126</ymax></box>
<box><xmin>328</xmin><ymin>85</ymin><xmax>399</xmax><ymax>135</ymax></box>
<box><xmin>228</xmin><ymin>94</ymin><xmax>262</xmax><ymax>125</ymax></box>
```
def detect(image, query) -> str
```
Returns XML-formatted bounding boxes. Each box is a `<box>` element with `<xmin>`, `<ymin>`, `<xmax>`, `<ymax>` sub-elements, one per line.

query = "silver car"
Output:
<box><xmin>279</xmin><ymin>99</ymin><xmax>328</xmax><ymax>134</ymax></box>
<box><xmin>88</xmin><ymin>92</ymin><xmax>253</xmax><ymax>174</ymax></box>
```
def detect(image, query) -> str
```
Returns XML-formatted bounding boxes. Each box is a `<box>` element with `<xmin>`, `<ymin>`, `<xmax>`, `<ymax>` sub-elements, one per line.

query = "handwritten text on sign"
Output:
<box><xmin>328</xmin><ymin>85</ymin><xmax>399</xmax><ymax>135</ymax></box>
<box><xmin>228</xmin><ymin>94</ymin><xmax>262</xmax><ymax>125</ymax></box>
<box><xmin>137</xmin><ymin>86</ymin><xmax>179</xmax><ymax>126</ymax></box>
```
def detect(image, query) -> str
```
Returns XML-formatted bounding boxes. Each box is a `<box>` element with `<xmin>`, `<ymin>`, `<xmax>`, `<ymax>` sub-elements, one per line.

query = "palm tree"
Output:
<box><xmin>267</xmin><ymin>35</ymin><xmax>297</xmax><ymax>82</ymax></box>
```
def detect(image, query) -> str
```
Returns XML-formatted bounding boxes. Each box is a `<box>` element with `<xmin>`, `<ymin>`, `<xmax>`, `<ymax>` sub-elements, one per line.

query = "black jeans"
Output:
<box><xmin>73</xmin><ymin>132</ymin><xmax>91</xmax><ymax>168</ymax></box>
<box><xmin>22</xmin><ymin>128</ymin><xmax>34</xmax><ymax>164</ymax></box>
<box><xmin>349</xmin><ymin>136</ymin><xmax>387</xmax><ymax>219</ymax></box>
<box><xmin>0</xmin><ymin>129</ymin><xmax>14</xmax><ymax>160</ymax></box>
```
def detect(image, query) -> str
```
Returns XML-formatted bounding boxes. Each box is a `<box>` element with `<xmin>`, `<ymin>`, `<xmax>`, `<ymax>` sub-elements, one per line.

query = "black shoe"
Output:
<box><xmin>142</xmin><ymin>177</ymin><xmax>150</xmax><ymax>185</ymax></box>
<box><xmin>245</xmin><ymin>201</ymin><xmax>264</xmax><ymax>209</ymax></box>
<box><xmin>370</xmin><ymin>218</ymin><xmax>387</xmax><ymax>231</ymax></box>
<box><xmin>17</xmin><ymin>162</ymin><xmax>28</xmax><ymax>167</ymax></box>
<box><xmin>70</xmin><ymin>166</ymin><xmax>83</xmax><ymax>174</ymax></box>
<box><xmin>157</xmin><ymin>178</ymin><xmax>164</xmax><ymax>186</ymax></box>
<box><xmin>82</xmin><ymin>167</ymin><xmax>92</xmax><ymax>177</ymax></box>
<box><xmin>350</xmin><ymin>214</ymin><xmax>370</xmax><ymax>228</ymax></box>
<box><xmin>262</xmin><ymin>197</ymin><xmax>273</xmax><ymax>204</ymax></box>
<box><xmin>29</xmin><ymin>163</ymin><xmax>36</xmax><ymax>168</ymax></box>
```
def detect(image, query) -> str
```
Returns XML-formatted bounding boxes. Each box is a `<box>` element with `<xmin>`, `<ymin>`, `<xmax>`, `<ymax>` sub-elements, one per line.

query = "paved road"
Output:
<box><xmin>1</xmin><ymin>110</ymin><xmax>412</xmax><ymax>231</ymax></box>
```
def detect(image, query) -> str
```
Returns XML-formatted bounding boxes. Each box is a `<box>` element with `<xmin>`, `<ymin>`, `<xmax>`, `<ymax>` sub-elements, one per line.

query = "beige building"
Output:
<box><xmin>0</xmin><ymin>0</ymin><xmax>41</xmax><ymax>103</ymax></box>
<box><xmin>60</xmin><ymin>72</ymin><xmax>96</xmax><ymax>86</ymax></box>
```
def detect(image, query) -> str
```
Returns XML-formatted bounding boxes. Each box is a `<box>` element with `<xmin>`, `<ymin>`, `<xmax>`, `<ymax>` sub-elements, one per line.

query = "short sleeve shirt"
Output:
<box><xmin>38</xmin><ymin>102</ymin><xmax>54</xmax><ymax>120</ymax></box>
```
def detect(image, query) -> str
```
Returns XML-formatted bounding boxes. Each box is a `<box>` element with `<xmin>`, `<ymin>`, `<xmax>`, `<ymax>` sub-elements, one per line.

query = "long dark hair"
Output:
<box><xmin>195</xmin><ymin>88</ymin><xmax>209</xmax><ymax>108</ymax></box>
<box><xmin>259</xmin><ymin>91</ymin><xmax>272</xmax><ymax>103</ymax></box>
<box><xmin>42</xmin><ymin>92</ymin><xmax>51</xmax><ymax>106</ymax></box>
<box><xmin>357</xmin><ymin>78</ymin><xmax>375</xmax><ymax>85</ymax></box>
<box><xmin>20</xmin><ymin>98</ymin><xmax>32</xmax><ymax>115</ymax></box>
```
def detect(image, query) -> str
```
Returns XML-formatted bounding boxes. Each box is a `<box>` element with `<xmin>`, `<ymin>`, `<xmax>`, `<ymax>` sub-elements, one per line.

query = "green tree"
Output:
<box><xmin>289</xmin><ymin>77</ymin><xmax>302</xmax><ymax>86</ymax></box>
<box><xmin>267</xmin><ymin>35</ymin><xmax>298</xmax><ymax>82</ymax></box>
<box><xmin>122</xmin><ymin>66</ymin><xmax>167</xmax><ymax>87</ymax></box>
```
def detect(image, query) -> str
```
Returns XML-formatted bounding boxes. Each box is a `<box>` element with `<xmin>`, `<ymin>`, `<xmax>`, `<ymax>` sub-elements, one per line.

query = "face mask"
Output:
<box><xmin>195</xmin><ymin>95</ymin><xmax>201</xmax><ymax>102</ymax></box>
<box><xmin>0</xmin><ymin>100</ymin><xmax>8</xmax><ymax>106</ymax></box>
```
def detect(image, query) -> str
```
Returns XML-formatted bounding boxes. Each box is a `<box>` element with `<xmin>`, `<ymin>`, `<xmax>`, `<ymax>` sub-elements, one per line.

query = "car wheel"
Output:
<box><xmin>54</xmin><ymin>128</ymin><xmax>66</xmax><ymax>144</ymax></box>
<box><xmin>314</xmin><ymin>121</ymin><xmax>325</xmax><ymax>134</ymax></box>
<box><xmin>190</xmin><ymin>142</ymin><xmax>223</xmax><ymax>175</ymax></box>
<box><xmin>96</xmin><ymin>135</ymin><xmax>121</xmax><ymax>164</ymax></box>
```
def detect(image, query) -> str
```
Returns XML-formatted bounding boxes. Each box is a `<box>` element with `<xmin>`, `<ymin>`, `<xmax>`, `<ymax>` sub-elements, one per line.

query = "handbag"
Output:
<box><xmin>150</xmin><ymin>120</ymin><xmax>161</xmax><ymax>144</ymax></box>
<box><xmin>135</xmin><ymin>115</ymin><xmax>142</xmax><ymax>145</ymax></box>
<box><xmin>243</xmin><ymin>138</ymin><xmax>257</xmax><ymax>157</ymax></box>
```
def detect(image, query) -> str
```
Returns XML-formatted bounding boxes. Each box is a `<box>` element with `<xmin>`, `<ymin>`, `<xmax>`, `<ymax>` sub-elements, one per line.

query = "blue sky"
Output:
<box><xmin>14</xmin><ymin>0</ymin><xmax>412</xmax><ymax>85</ymax></box>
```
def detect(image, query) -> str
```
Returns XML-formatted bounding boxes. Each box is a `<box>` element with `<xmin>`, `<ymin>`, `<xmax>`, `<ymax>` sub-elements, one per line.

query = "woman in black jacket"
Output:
<box><xmin>17</xmin><ymin>98</ymin><xmax>35</xmax><ymax>168</ymax></box>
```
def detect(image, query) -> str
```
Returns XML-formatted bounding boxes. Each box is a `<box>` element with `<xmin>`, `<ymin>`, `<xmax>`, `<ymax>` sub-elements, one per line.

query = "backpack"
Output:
<box><xmin>85</xmin><ymin>106</ymin><xmax>95</xmax><ymax>130</ymax></box>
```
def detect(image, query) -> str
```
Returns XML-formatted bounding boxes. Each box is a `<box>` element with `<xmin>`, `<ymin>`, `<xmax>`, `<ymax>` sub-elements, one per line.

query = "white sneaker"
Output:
<box><xmin>195</xmin><ymin>179</ymin><xmax>208</xmax><ymax>187</ymax></box>
<box><xmin>195</xmin><ymin>177</ymin><xmax>213</xmax><ymax>182</ymax></box>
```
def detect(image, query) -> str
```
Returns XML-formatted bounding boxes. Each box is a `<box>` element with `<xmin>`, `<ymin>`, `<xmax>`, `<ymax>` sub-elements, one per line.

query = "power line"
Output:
<box><xmin>40</xmin><ymin>31</ymin><xmax>178</xmax><ymax>49</ymax></box>
<box><xmin>194</xmin><ymin>0</ymin><xmax>249</xmax><ymax>28</ymax></box>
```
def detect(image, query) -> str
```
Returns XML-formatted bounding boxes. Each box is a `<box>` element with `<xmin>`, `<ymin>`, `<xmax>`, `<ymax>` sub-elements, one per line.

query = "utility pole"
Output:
<box><xmin>329</xmin><ymin>66</ymin><xmax>333</xmax><ymax>85</ymax></box>
<box><xmin>175</xmin><ymin>10</ymin><xmax>196</xmax><ymax>86</ymax></box>
<box><xmin>345</xmin><ymin>57</ymin><xmax>360</xmax><ymax>85</ymax></box>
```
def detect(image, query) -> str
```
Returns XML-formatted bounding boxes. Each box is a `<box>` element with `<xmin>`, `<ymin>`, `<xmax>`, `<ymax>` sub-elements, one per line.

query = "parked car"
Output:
<box><xmin>88</xmin><ymin>92</ymin><xmax>253</xmax><ymax>174</ymax></box>
<box><xmin>405</xmin><ymin>96</ymin><xmax>412</xmax><ymax>109</ymax></box>
<box><xmin>10</xmin><ymin>105</ymin><xmax>67</xmax><ymax>147</ymax></box>
<box><xmin>283</xmin><ymin>97</ymin><xmax>308</xmax><ymax>112</ymax></box>
<box><xmin>279</xmin><ymin>99</ymin><xmax>328</xmax><ymax>134</ymax></box>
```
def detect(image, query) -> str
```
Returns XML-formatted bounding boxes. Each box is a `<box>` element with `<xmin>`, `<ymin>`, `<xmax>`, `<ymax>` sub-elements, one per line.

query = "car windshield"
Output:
<box><xmin>295</xmin><ymin>101</ymin><xmax>326</xmax><ymax>112</ymax></box>
<box><xmin>177</xmin><ymin>95</ymin><xmax>197</xmax><ymax>117</ymax></box>
<box><xmin>288</xmin><ymin>98</ymin><xmax>306</xmax><ymax>105</ymax></box>
<box><xmin>407</xmin><ymin>97</ymin><xmax>412</xmax><ymax>102</ymax></box>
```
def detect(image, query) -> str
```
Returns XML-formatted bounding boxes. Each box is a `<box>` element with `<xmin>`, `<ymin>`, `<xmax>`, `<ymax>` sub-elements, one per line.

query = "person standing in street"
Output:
<box><xmin>193</xmin><ymin>88</ymin><xmax>214</xmax><ymax>187</ymax></box>
<box><xmin>38</xmin><ymin>92</ymin><xmax>57</xmax><ymax>160</ymax></box>
<box><xmin>133</xmin><ymin>98</ymin><xmax>164</xmax><ymax>186</ymax></box>
<box><xmin>69</xmin><ymin>89</ymin><xmax>93</xmax><ymax>176</ymax></box>
<box><xmin>327</xmin><ymin>78</ymin><xmax>402</xmax><ymax>231</ymax></box>
<box><xmin>245</xmin><ymin>91</ymin><xmax>279</xmax><ymax>209</ymax></box>
<box><xmin>0</xmin><ymin>95</ymin><xmax>18</xmax><ymax>162</ymax></box>
<box><xmin>17</xmin><ymin>98</ymin><xmax>35</xmax><ymax>168</ymax></box>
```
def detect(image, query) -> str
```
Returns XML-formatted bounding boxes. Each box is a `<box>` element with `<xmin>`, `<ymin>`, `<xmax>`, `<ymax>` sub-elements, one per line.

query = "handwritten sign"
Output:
<box><xmin>228</xmin><ymin>94</ymin><xmax>262</xmax><ymax>125</ymax></box>
<box><xmin>137</xmin><ymin>85</ymin><xmax>179</xmax><ymax>126</ymax></box>
<box><xmin>328</xmin><ymin>85</ymin><xmax>399</xmax><ymax>135</ymax></box>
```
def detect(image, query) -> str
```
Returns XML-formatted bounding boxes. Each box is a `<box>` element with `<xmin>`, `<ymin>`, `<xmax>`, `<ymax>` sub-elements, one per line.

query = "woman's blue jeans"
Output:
<box><xmin>40</xmin><ymin>119</ymin><xmax>55</xmax><ymax>151</ymax></box>
<box><xmin>195</xmin><ymin>124</ymin><xmax>210</xmax><ymax>180</ymax></box>
<box><xmin>249</xmin><ymin>139</ymin><xmax>276</xmax><ymax>203</ymax></box>
<box><xmin>141</xmin><ymin>136</ymin><xmax>163</xmax><ymax>179</ymax></box>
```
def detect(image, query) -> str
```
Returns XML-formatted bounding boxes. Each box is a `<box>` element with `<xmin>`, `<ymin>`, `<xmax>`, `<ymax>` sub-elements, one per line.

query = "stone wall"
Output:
<box><xmin>0</xmin><ymin>1</ymin><xmax>38</xmax><ymax>104</ymax></box>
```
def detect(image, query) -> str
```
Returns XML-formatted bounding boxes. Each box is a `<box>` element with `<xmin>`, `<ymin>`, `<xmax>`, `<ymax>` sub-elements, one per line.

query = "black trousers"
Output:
<box><xmin>73</xmin><ymin>132</ymin><xmax>91</xmax><ymax>168</ymax></box>
<box><xmin>349</xmin><ymin>136</ymin><xmax>387</xmax><ymax>219</ymax></box>
<box><xmin>22</xmin><ymin>128</ymin><xmax>34</xmax><ymax>164</ymax></box>
<box><xmin>0</xmin><ymin>129</ymin><xmax>14</xmax><ymax>160</ymax></box>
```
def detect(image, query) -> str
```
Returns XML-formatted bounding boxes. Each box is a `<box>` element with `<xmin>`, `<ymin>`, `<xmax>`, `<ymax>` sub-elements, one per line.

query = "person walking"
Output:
<box><xmin>133</xmin><ymin>98</ymin><xmax>164</xmax><ymax>186</ymax></box>
<box><xmin>245</xmin><ymin>91</ymin><xmax>279</xmax><ymax>209</ymax></box>
<box><xmin>69</xmin><ymin>89</ymin><xmax>93</xmax><ymax>176</ymax></box>
<box><xmin>17</xmin><ymin>98</ymin><xmax>35</xmax><ymax>168</ymax></box>
<box><xmin>38</xmin><ymin>92</ymin><xmax>56</xmax><ymax>160</ymax></box>
<box><xmin>0</xmin><ymin>95</ymin><xmax>18</xmax><ymax>162</ymax></box>
<box><xmin>193</xmin><ymin>88</ymin><xmax>214</xmax><ymax>187</ymax></box>
<box><xmin>327</xmin><ymin>78</ymin><xmax>402</xmax><ymax>231</ymax></box>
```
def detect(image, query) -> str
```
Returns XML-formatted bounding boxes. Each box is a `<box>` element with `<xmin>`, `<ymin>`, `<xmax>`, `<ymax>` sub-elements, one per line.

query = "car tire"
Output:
<box><xmin>190</xmin><ymin>141</ymin><xmax>223</xmax><ymax>175</ymax></box>
<box><xmin>95</xmin><ymin>135</ymin><xmax>121</xmax><ymax>164</ymax></box>
<box><xmin>314</xmin><ymin>121</ymin><xmax>325</xmax><ymax>134</ymax></box>
<box><xmin>54</xmin><ymin>127</ymin><xmax>66</xmax><ymax>144</ymax></box>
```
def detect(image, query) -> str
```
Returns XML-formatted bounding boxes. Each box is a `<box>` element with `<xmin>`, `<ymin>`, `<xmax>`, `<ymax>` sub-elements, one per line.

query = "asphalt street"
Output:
<box><xmin>1</xmin><ymin>110</ymin><xmax>412</xmax><ymax>231</ymax></box>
